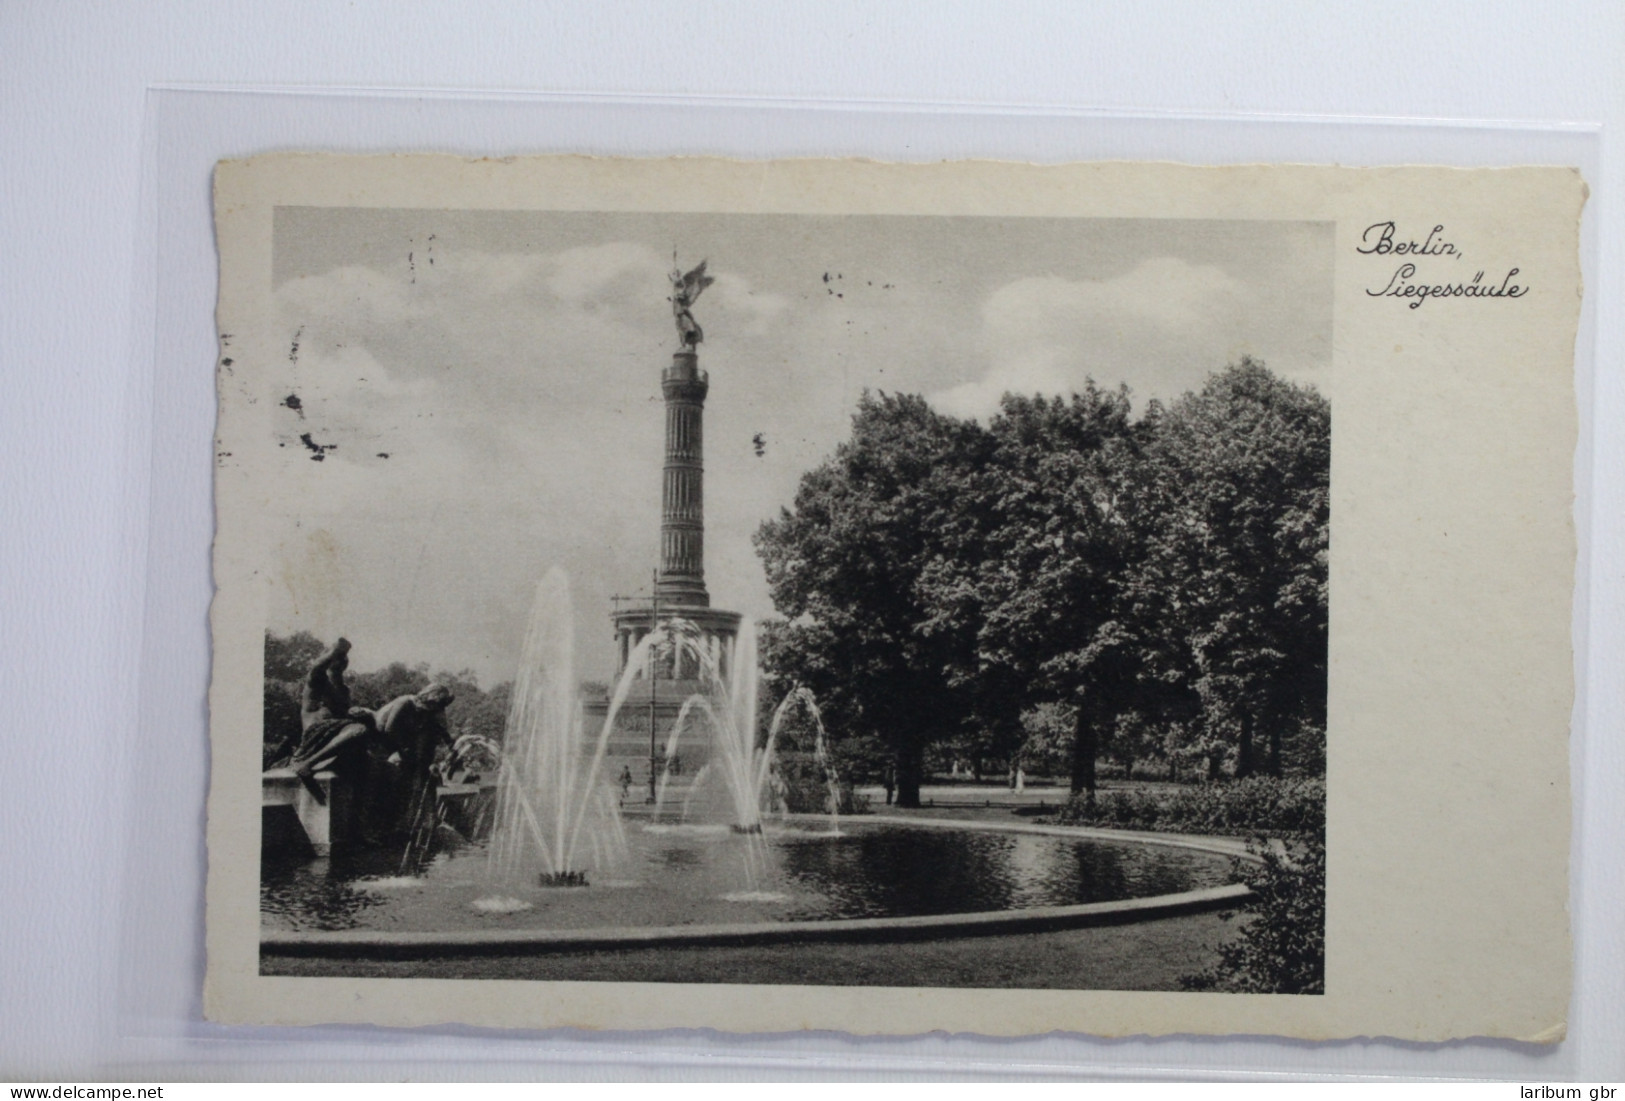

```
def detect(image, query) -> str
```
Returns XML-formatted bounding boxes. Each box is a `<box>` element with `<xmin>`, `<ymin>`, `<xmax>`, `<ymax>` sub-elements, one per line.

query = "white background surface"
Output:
<box><xmin>2</xmin><ymin>0</ymin><xmax>1622</xmax><ymax>1081</ymax></box>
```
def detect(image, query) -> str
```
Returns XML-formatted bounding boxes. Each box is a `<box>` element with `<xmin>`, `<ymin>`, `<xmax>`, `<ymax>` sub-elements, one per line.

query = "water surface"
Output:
<box><xmin>262</xmin><ymin>820</ymin><xmax>1237</xmax><ymax>934</ymax></box>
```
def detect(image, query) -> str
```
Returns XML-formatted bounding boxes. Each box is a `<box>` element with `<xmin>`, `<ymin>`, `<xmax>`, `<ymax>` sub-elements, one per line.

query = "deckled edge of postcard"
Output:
<box><xmin>204</xmin><ymin>154</ymin><xmax>1582</xmax><ymax>1042</ymax></box>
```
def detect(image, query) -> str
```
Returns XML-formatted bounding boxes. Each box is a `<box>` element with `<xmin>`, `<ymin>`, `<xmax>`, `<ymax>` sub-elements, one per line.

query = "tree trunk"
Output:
<box><xmin>1262</xmin><ymin>690</ymin><xmax>1285</xmax><ymax>777</ymax></box>
<box><xmin>1069</xmin><ymin>705</ymin><xmax>1098</xmax><ymax>795</ymax></box>
<box><xmin>1236</xmin><ymin>711</ymin><xmax>1256</xmax><ymax>778</ymax></box>
<box><xmin>894</xmin><ymin>743</ymin><xmax>924</xmax><ymax>808</ymax></box>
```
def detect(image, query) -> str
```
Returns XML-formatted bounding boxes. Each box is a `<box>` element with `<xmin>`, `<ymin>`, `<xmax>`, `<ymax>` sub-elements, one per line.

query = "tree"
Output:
<box><xmin>453</xmin><ymin>679</ymin><xmax>512</xmax><ymax>747</ymax></box>
<box><xmin>262</xmin><ymin>679</ymin><xmax>303</xmax><ymax>766</ymax></box>
<box><xmin>264</xmin><ymin>629</ymin><xmax>325</xmax><ymax>682</ymax></box>
<box><xmin>348</xmin><ymin>661</ymin><xmax>431</xmax><ymax>710</ymax></box>
<box><xmin>755</xmin><ymin>361</ymin><xmax>1328</xmax><ymax>805</ymax></box>
<box><xmin>957</xmin><ymin>384</ymin><xmax>1144</xmax><ymax>796</ymax></box>
<box><xmin>1134</xmin><ymin>360</ymin><xmax>1329</xmax><ymax>777</ymax></box>
<box><xmin>1017</xmin><ymin>702</ymin><xmax>1075</xmax><ymax>779</ymax></box>
<box><xmin>754</xmin><ymin>393</ymin><xmax>992</xmax><ymax>807</ymax></box>
<box><xmin>263</xmin><ymin>630</ymin><xmax>325</xmax><ymax>763</ymax></box>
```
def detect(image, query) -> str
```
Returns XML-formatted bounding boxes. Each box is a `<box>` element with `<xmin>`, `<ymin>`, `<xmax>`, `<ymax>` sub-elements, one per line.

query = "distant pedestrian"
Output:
<box><xmin>882</xmin><ymin>764</ymin><xmax>895</xmax><ymax>806</ymax></box>
<box><xmin>618</xmin><ymin>764</ymin><xmax>634</xmax><ymax>804</ymax></box>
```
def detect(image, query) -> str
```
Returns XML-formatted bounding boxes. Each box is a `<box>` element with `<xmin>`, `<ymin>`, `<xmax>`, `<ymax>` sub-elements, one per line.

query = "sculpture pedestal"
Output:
<box><xmin>262</xmin><ymin>768</ymin><xmax>350</xmax><ymax>856</ymax></box>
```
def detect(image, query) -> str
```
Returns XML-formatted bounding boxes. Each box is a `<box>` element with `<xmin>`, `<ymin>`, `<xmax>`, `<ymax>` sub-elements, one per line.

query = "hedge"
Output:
<box><xmin>1057</xmin><ymin>775</ymin><xmax>1324</xmax><ymax>837</ymax></box>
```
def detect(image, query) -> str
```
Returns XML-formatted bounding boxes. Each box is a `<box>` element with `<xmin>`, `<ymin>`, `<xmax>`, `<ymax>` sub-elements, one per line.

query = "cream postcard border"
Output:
<box><xmin>206</xmin><ymin>155</ymin><xmax>1581</xmax><ymax>1041</ymax></box>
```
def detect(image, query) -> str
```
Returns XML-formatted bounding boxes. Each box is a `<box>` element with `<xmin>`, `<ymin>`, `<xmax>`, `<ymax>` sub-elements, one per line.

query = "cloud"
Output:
<box><xmin>542</xmin><ymin>242</ymin><xmax>666</xmax><ymax>302</ymax></box>
<box><xmin>264</xmin><ymin>241</ymin><xmax>806</xmax><ymax>682</ymax></box>
<box><xmin>707</xmin><ymin>271</ymin><xmax>790</xmax><ymax>333</ymax></box>
<box><xmin>932</xmin><ymin>257</ymin><xmax>1260</xmax><ymax>419</ymax></box>
<box><xmin>260</xmin><ymin>226</ymin><xmax>1328</xmax><ymax>681</ymax></box>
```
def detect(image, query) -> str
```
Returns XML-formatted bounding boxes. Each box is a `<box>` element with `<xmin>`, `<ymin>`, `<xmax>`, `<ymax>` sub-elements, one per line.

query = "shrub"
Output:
<box><xmin>1058</xmin><ymin>776</ymin><xmax>1324</xmax><ymax>837</ymax></box>
<box><xmin>1181</xmin><ymin>839</ymin><xmax>1326</xmax><ymax>994</ymax></box>
<box><xmin>774</xmin><ymin>754</ymin><xmax>871</xmax><ymax>815</ymax></box>
<box><xmin>1129</xmin><ymin>759</ymin><xmax>1182</xmax><ymax>782</ymax></box>
<box><xmin>1075</xmin><ymin>788</ymin><xmax>1165</xmax><ymax>829</ymax></box>
<box><xmin>1094</xmin><ymin>760</ymin><xmax>1128</xmax><ymax>782</ymax></box>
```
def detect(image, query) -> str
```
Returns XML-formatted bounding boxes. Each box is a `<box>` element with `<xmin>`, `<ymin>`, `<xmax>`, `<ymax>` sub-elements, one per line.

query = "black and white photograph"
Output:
<box><xmin>204</xmin><ymin>155</ymin><xmax>1578</xmax><ymax>1040</ymax></box>
<box><xmin>249</xmin><ymin>201</ymin><xmax>1333</xmax><ymax>992</ymax></box>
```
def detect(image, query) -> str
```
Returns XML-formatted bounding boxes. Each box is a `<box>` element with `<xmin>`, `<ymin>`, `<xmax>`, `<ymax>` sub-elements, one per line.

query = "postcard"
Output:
<box><xmin>205</xmin><ymin>154</ymin><xmax>1581</xmax><ymax>1041</ymax></box>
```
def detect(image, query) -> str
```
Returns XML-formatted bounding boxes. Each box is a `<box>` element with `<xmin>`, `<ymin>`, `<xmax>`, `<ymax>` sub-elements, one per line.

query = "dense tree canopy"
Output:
<box><xmin>263</xmin><ymin>362</ymin><xmax>1328</xmax><ymax>800</ymax></box>
<box><xmin>753</xmin><ymin>392</ymin><xmax>994</xmax><ymax>806</ymax></box>
<box><xmin>755</xmin><ymin>361</ymin><xmax>1329</xmax><ymax>795</ymax></box>
<box><xmin>1130</xmin><ymin>360</ymin><xmax>1330</xmax><ymax>777</ymax></box>
<box><xmin>264</xmin><ymin>630</ymin><xmax>325</xmax><ymax>683</ymax></box>
<box><xmin>961</xmin><ymin>384</ymin><xmax>1145</xmax><ymax>793</ymax></box>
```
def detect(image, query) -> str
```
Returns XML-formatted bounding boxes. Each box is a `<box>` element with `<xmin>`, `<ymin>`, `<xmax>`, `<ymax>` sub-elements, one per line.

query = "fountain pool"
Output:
<box><xmin>261</xmin><ymin>815</ymin><xmax>1246</xmax><ymax>945</ymax></box>
<box><xmin>259</xmin><ymin>572</ymin><xmax>1253</xmax><ymax>959</ymax></box>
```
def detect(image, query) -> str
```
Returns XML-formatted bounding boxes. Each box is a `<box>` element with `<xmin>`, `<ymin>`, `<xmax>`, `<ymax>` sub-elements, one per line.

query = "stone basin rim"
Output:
<box><xmin>262</xmin><ymin>883</ymin><xmax>1254</xmax><ymax>958</ymax></box>
<box><xmin>803</xmin><ymin>814</ymin><xmax>1264</xmax><ymax>861</ymax></box>
<box><xmin>262</xmin><ymin>821</ymin><xmax>1259</xmax><ymax>959</ymax></box>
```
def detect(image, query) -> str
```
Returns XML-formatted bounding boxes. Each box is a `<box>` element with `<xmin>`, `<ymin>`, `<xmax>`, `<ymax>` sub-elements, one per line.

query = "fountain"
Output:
<box><xmin>485</xmin><ymin>569</ymin><xmax>665</xmax><ymax>888</ymax></box>
<box><xmin>256</xmin><ymin>268</ymin><xmax>1255</xmax><ymax>964</ymax></box>
<box><xmin>260</xmin><ymin>573</ymin><xmax>1251</xmax><ymax>953</ymax></box>
<box><xmin>657</xmin><ymin>619</ymin><xmax>842</xmax><ymax>835</ymax></box>
<box><xmin>473</xmin><ymin>562</ymin><xmax>841</xmax><ymax>899</ymax></box>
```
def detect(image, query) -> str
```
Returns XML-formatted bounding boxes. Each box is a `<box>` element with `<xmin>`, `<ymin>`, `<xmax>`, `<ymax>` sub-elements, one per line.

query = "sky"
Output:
<box><xmin>263</xmin><ymin>208</ymin><xmax>1332</xmax><ymax>684</ymax></box>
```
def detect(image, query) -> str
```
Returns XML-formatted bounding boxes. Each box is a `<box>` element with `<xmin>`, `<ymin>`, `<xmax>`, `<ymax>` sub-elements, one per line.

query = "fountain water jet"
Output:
<box><xmin>653</xmin><ymin>620</ymin><xmax>844</xmax><ymax>835</ymax></box>
<box><xmin>769</xmin><ymin>684</ymin><xmax>843</xmax><ymax>831</ymax></box>
<box><xmin>486</xmin><ymin>570</ymin><xmax>666</xmax><ymax>888</ymax></box>
<box><xmin>269</xmin><ymin>597</ymin><xmax>1248</xmax><ymax>947</ymax></box>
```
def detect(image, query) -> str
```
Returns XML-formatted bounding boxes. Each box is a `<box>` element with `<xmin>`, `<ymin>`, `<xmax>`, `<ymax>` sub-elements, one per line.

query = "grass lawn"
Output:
<box><xmin>856</xmin><ymin>778</ymin><xmax>1194</xmax><ymax>812</ymax></box>
<box><xmin>262</xmin><ymin>909</ymin><xmax>1244</xmax><ymax>990</ymax></box>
